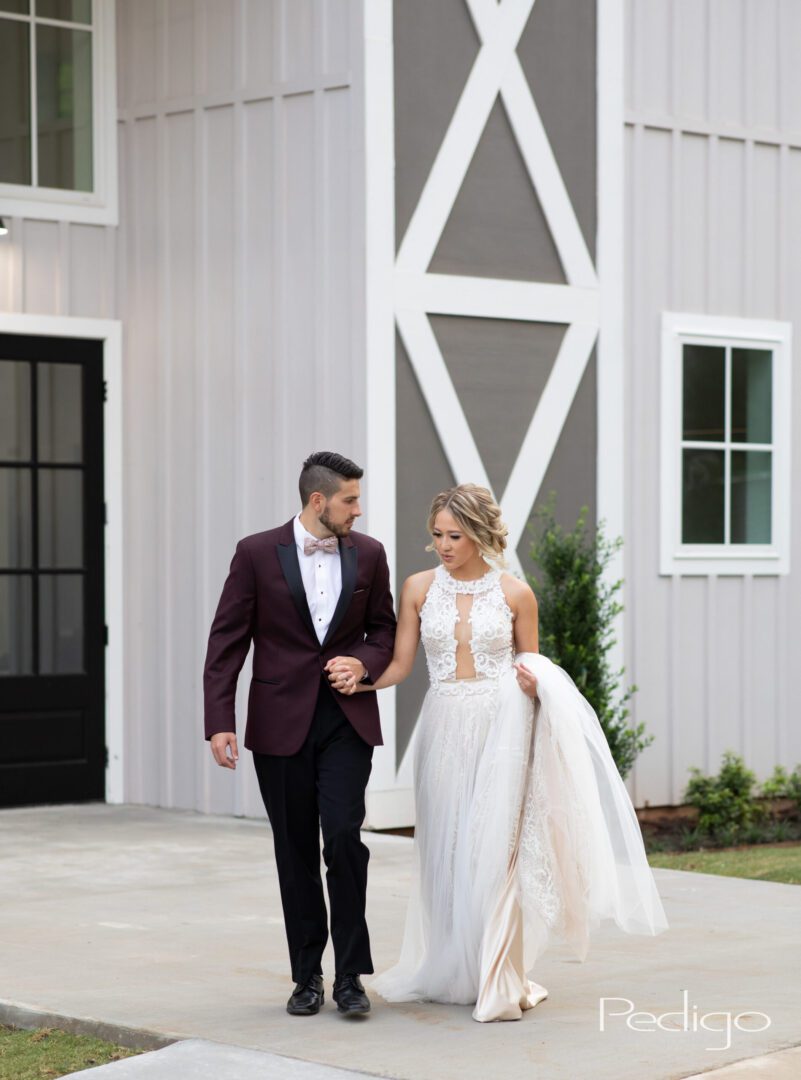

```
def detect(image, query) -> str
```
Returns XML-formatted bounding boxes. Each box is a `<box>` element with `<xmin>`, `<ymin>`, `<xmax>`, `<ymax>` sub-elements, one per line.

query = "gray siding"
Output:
<box><xmin>625</xmin><ymin>0</ymin><xmax>801</xmax><ymax>805</ymax></box>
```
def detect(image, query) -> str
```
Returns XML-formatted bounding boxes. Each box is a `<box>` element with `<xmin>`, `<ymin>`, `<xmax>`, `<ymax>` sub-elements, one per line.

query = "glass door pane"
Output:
<box><xmin>0</xmin><ymin>468</ymin><xmax>32</xmax><ymax>567</ymax></box>
<box><xmin>0</xmin><ymin>360</ymin><xmax>31</xmax><ymax>459</ymax></box>
<box><xmin>39</xmin><ymin>573</ymin><xmax>83</xmax><ymax>673</ymax></box>
<box><xmin>38</xmin><ymin>468</ymin><xmax>83</xmax><ymax>567</ymax></box>
<box><xmin>38</xmin><ymin>362</ymin><xmax>83</xmax><ymax>461</ymax></box>
<box><xmin>0</xmin><ymin>575</ymin><xmax>33</xmax><ymax>674</ymax></box>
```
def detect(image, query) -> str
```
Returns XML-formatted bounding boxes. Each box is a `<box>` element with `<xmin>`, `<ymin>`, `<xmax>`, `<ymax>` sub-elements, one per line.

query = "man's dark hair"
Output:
<box><xmin>299</xmin><ymin>451</ymin><xmax>363</xmax><ymax>506</ymax></box>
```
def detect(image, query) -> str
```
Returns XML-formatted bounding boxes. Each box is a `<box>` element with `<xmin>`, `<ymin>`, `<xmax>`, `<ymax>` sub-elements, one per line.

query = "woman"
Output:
<box><xmin>330</xmin><ymin>484</ymin><xmax>668</xmax><ymax>1022</ymax></box>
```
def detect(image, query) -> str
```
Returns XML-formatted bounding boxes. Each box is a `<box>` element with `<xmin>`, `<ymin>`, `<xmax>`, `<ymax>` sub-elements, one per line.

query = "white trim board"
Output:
<box><xmin>0</xmin><ymin>312</ymin><xmax>124</xmax><ymax>802</ymax></box>
<box><xmin>659</xmin><ymin>311</ymin><xmax>792</xmax><ymax>576</ymax></box>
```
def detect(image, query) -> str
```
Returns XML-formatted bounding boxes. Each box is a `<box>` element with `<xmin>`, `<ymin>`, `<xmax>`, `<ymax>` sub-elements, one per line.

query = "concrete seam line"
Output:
<box><xmin>0</xmin><ymin>1000</ymin><xmax>178</xmax><ymax>1052</ymax></box>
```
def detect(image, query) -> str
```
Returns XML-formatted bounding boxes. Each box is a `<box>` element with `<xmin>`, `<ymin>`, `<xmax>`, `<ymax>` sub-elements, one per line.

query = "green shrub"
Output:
<box><xmin>525</xmin><ymin>492</ymin><xmax>653</xmax><ymax>780</ymax></box>
<box><xmin>761</xmin><ymin>763</ymin><xmax>801</xmax><ymax>812</ymax></box>
<box><xmin>684</xmin><ymin>751</ymin><xmax>766</xmax><ymax>840</ymax></box>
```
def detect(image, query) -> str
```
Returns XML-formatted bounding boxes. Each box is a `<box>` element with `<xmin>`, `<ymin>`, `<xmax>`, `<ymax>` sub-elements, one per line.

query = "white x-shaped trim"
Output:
<box><xmin>394</xmin><ymin>0</ymin><xmax>600</xmax><ymax>577</ymax></box>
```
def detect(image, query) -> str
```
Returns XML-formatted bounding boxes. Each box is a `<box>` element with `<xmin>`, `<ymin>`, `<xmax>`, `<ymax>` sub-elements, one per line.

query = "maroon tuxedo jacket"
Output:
<box><xmin>203</xmin><ymin>519</ymin><xmax>397</xmax><ymax>755</ymax></box>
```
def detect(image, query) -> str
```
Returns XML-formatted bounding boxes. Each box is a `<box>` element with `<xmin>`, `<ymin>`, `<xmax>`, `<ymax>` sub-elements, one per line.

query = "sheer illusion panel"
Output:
<box><xmin>454</xmin><ymin>592</ymin><xmax>477</xmax><ymax>678</ymax></box>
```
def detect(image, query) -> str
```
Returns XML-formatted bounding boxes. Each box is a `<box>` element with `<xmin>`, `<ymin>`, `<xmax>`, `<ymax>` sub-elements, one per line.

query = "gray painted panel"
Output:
<box><xmin>714</xmin><ymin>136</ymin><xmax>745</xmax><ymax>312</ymax></box>
<box><xmin>126</xmin><ymin>0</ymin><xmax>159</xmax><ymax>107</ymax></box>
<box><xmin>752</xmin><ymin>143</ymin><xmax>780</xmax><ymax>317</ymax></box>
<box><xmin>430</xmin><ymin>99</ymin><xmax>565</xmax><ymax>282</ymax></box>
<box><xmin>204</xmin><ymin>0</ymin><xmax>238</xmax><ymax>97</ymax></box>
<box><xmin>708</xmin><ymin>0</ymin><xmax>746</xmax><ymax>127</ymax></box>
<box><xmin>164</xmin><ymin>0</ymin><xmax>197</xmax><ymax>99</ymax></box>
<box><xmin>517</xmin><ymin>0</ymin><xmax>597</xmax><ymax>263</ymax></box>
<box><xmin>431</xmin><ymin>314</ymin><xmax>564</xmax><ymax>496</ymax></box>
<box><xmin>675</xmin><ymin>0</ymin><xmax>707</xmax><ymax>120</ymax></box>
<box><xmin>164</xmin><ymin>109</ymin><xmax>199</xmax><ymax>812</ymax></box>
<box><xmin>517</xmin><ymin>348</ymin><xmax>597</xmax><ymax>574</ymax></box>
<box><xmin>124</xmin><ymin>114</ymin><xmax>161</xmax><ymax>806</ymax></box>
<box><xmin>243</xmin><ymin>0</ymin><xmax>278</xmax><ymax>89</ymax></box>
<box><xmin>393</xmin><ymin>0</ymin><xmax>480</xmax><ymax>249</ymax></box>
<box><xmin>285</xmin><ymin>0</ymin><xmax>316</xmax><ymax>81</ymax></box>
<box><xmin>22</xmin><ymin>220</ymin><xmax>60</xmax><ymax>314</ymax></box>
<box><xmin>395</xmin><ymin>334</ymin><xmax>454</xmax><ymax>768</ymax></box>
<box><xmin>324</xmin><ymin>0</ymin><xmax>351</xmax><ymax>73</ymax></box>
<box><xmin>68</xmin><ymin>226</ymin><xmax>109</xmax><ymax>318</ymax></box>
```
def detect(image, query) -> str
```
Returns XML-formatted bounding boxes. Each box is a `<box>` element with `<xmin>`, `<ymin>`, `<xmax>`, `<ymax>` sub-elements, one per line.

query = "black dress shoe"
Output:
<box><xmin>287</xmin><ymin>973</ymin><xmax>324</xmax><ymax>1015</ymax></box>
<box><xmin>332</xmin><ymin>973</ymin><xmax>370</xmax><ymax>1016</ymax></box>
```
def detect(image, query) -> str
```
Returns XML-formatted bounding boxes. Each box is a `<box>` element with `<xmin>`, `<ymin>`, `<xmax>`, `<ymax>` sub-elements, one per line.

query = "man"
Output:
<box><xmin>203</xmin><ymin>451</ymin><xmax>396</xmax><ymax>1018</ymax></box>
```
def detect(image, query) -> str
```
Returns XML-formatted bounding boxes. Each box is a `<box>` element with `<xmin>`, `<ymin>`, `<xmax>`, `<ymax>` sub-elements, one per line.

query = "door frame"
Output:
<box><xmin>0</xmin><ymin>313</ymin><xmax>123</xmax><ymax>803</ymax></box>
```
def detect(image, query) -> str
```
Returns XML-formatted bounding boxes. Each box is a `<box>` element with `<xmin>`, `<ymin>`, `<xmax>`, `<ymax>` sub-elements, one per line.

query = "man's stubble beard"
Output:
<box><xmin>319</xmin><ymin>506</ymin><xmax>353</xmax><ymax>539</ymax></box>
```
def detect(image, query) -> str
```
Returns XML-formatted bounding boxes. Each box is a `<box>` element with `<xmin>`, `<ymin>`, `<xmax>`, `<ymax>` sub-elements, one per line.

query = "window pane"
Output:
<box><xmin>682</xmin><ymin>344</ymin><xmax>725</xmax><ymax>441</ymax></box>
<box><xmin>38</xmin><ymin>362</ymin><xmax>82</xmax><ymax>462</ymax></box>
<box><xmin>0</xmin><ymin>19</ymin><xmax>31</xmax><ymax>185</ymax></box>
<box><xmin>0</xmin><ymin>360</ymin><xmax>31</xmax><ymax>460</ymax></box>
<box><xmin>732</xmin><ymin>348</ymin><xmax>772</xmax><ymax>444</ymax></box>
<box><xmin>37</xmin><ymin>0</ymin><xmax>91</xmax><ymax>23</ymax></box>
<box><xmin>0</xmin><ymin>574</ymin><xmax>33</xmax><ymax>675</ymax></box>
<box><xmin>682</xmin><ymin>448</ymin><xmax>724</xmax><ymax>543</ymax></box>
<box><xmin>0</xmin><ymin>2</ymin><xmax>30</xmax><ymax>16</ymax></box>
<box><xmin>39</xmin><ymin>573</ymin><xmax>83</xmax><ymax>673</ymax></box>
<box><xmin>38</xmin><ymin>468</ymin><xmax>83</xmax><ymax>567</ymax></box>
<box><xmin>0</xmin><ymin>468</ymin><xmax>32</xmax><ymax>568</ymax></box>
<box><xmin>36</xmin><ymin>24</ymin><xmax>93</xmax><ymax>191</ymax></box>
<box><xmin>731</xmin><ymin>450</ymin><xmax>771</xmax><ymax>544</ymax></box>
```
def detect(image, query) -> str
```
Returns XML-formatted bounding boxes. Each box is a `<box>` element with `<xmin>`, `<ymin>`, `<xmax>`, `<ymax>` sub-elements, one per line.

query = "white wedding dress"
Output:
<box><xmin>370</xmin><ymin>563</ymin><xmax>669</xmax><ymax>1022</ymax></box>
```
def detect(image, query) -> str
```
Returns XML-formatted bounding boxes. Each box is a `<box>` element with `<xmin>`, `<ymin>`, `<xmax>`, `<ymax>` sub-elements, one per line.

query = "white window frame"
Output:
<box><xmin>0</xmin><ymin>0</ymin><xmax>117</xmax><ymax>225</ymax></box>
<box><xmin>660</xmin><ymin>311</ymin><xmax>792</xmax><ymax>576</ymax></box>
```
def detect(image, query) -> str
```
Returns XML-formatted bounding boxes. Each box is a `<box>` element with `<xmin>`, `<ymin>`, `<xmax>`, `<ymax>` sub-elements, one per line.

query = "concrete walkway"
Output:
<box><xmin>1</xmin><ymin>804</ymin><xmax>799</xmax><ymax>1080</ymax></box>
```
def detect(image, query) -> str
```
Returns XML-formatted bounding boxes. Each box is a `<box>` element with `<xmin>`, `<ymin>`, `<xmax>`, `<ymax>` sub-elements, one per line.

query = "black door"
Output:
<box><xmin>0</xmin><ymin>334</ymin><xmax>105</xmax><ymax>807</ymax></box>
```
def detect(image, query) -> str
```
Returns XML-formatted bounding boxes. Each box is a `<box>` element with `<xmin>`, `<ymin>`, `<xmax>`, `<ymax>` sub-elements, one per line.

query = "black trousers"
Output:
<box><xmin>253</xmin><ymin>677</ymin><xmax>374</xmax><ymax>984</ymax></box>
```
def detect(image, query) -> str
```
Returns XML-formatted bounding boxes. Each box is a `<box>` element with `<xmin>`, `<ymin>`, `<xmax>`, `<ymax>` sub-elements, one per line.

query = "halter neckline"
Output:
<box><xmin>435</xmin><ymin>563</ymin><xmax>500</xmax><ymax>594</ymax></box>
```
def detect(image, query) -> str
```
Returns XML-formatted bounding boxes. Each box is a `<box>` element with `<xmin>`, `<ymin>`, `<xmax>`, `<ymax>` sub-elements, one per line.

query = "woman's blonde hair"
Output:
<box><xmin>425</xmin><ymin>483</ymin><xmax>509</xmax><ymax>567</ymax></box>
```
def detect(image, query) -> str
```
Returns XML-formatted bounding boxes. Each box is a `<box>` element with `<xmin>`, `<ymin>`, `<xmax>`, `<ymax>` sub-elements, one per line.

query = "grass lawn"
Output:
<box><xmin>648</xmin><ymin>841</ymin><xmax>801</xmax><ymax>885</ymax></box>
<box><xmin>0</xmin><ymin>1025</ymin><xmax>144</xmax><ymax>1080</ymax></box>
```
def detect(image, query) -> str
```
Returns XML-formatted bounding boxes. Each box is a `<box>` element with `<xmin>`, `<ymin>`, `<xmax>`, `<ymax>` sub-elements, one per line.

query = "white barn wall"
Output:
<box><xmin>625</xmin><ymin>0</ymin><xmax>801</xmax><ymax>806</ymax></box>
<box><xmin>0</xmin><ymin>0</ymin><xmax>366</xmax><ymax>819</ymax></box>
<box><xmin>115</xmin><ymin>0</ymin><xmax>366</xmax><ymax>817</ymax></box>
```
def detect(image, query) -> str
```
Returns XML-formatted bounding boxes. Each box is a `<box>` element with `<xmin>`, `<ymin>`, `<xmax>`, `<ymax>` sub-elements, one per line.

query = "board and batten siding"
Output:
<box><xmin>624</xmin><ymin>0</ymin><xmax>801</xmax><ymax>807</ymax></box>
<box><xmin>115</xmin><ymin>0</ymin><xmax>365</xmax><ymax>817</ymax></box>
<box><xmin>1</xmin><ymin>0</ymin><xmax>366</xmax><ymax>817</ymax></box>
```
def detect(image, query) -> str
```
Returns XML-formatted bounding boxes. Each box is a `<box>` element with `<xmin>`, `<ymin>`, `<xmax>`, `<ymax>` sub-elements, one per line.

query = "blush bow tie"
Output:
<box><xmin>303</xmin><ymin>536</ymin><xmax>339</xmax><ymax>556</ymax></box>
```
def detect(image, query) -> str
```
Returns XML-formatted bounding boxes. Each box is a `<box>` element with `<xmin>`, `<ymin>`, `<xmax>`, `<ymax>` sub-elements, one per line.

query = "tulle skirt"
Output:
<box><xmin>370</xmin><ymin>653</ymin><xmax>669</xmax><ymax>1023</ymax></box>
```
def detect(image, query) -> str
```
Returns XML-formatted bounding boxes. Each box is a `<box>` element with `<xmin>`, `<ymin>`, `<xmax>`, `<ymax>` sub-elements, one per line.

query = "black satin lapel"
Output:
<box><xmin>323</xmin><ymin>542</ymin><xmax>358</xmax><ymax>648</ymax></box>
<box><xmin>276</xmin><ymin>542</ymin><xmax>318</xmax><ymax>641</ymax></box>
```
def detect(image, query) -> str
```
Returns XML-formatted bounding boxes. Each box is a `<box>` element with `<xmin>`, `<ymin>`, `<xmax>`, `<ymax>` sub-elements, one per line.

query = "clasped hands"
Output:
<box><xmin>325</xmin><ymin>656</ymin><xmax>364</xmax><ymax>695</ymax></box>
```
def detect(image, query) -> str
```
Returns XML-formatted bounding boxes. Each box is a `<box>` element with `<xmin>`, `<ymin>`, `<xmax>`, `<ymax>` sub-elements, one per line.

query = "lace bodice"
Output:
<box><xmin>420</xmin><ymin>564</ymin><xmax>515</xmax><ymax>688</ymax></box>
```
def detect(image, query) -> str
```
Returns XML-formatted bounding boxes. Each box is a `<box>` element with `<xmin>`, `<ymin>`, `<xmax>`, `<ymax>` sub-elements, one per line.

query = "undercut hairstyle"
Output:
<box><xmin>426</xmin><ymin>483</ymin><xmax>509</xmax><ymax>567</ymax></box>
<box><xmin>299</xmin><ymin>451</ymin><xmax>363</xmax><ymax>506</ymax></box>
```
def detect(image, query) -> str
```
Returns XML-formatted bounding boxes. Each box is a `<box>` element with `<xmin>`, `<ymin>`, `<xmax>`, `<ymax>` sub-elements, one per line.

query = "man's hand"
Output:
<box><xmin>325</xmin><ymin>656</ymin><xmax>365</xmax><ymax>695</ymax></box>
<box><xmin>210</xmin><ymin>731</ymin><xmax>239</xmax><ymax>769</ymax></box>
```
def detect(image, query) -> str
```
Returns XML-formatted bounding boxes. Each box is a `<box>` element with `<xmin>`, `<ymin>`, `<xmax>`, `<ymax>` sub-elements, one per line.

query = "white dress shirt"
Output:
<box><xmin>294</xmin><ymin>515</ymin><xmax>342</xmax><ymax>645</ymax></box>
